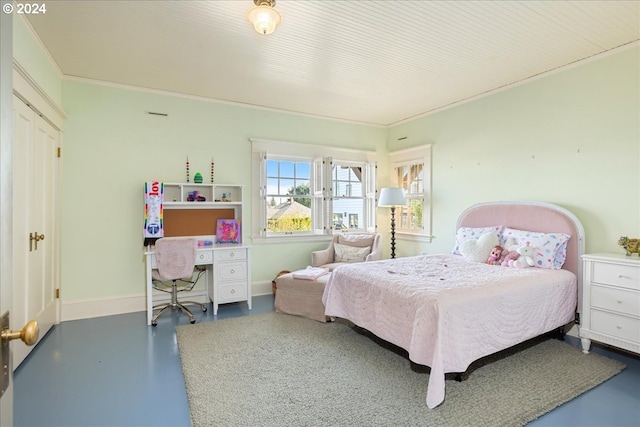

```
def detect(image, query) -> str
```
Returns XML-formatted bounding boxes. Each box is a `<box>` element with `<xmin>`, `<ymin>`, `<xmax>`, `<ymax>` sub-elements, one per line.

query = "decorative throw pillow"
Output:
<box><xmin>338</xmin><ymin>234</ymin><xmax>375</xmax><ymax>248</ymax></box>
<box><xmin>452</xmin><ymin>225</ymin><xmax>503</xmax><ymax>255</ymax></box>
<box><xmin>501</xmin><ymin>227</ymin><xmax>571</xmax><ymax>269</ymax></box>
<box><xmin>334</xmin><ymin>243</ymin><xmax>372</xmax><ymax>263</ymax></box>
<box><xmin>459</xmin><ymin>232</ymin><xmax>500</xmax><ymax>263</ymax></box>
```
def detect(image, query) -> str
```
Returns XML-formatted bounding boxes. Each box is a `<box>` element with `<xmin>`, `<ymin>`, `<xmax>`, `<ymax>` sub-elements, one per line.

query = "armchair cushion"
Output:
<box><xmin>334</xmin><ymin>243</ymin><xmax>372</xmax><ymax>263</ymax></box>
<box><xmin>337</xmin><ymin>233</ymin><xmax>375</xmax><ymax>247</ymax></box>
<box><xmin>312</xmin><ymin>233</ymin><xmax>382</xmax><ymax>270</ymax></box>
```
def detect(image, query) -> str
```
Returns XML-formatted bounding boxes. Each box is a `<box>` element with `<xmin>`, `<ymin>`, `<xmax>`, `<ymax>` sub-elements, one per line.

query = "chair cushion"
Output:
<box><xmin>334</xmin><ymin>242</ymin><xmax>372</xmax><ymax>263</ymax></box>
<box><xmin>337</xmin><ymin>234</ymin><xmax>375</xmax><ymax>248</ymax></box>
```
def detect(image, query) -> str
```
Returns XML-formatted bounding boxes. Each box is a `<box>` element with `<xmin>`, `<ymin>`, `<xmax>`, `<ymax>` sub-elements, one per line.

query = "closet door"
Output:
<box><xmin>12</xmin><ymin>95</ymin><xmax>59</xmax><ymax>368</ymax></box>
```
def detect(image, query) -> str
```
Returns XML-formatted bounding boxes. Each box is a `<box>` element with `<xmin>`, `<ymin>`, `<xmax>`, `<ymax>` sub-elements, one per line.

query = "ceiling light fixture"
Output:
<box><xmin>247</xmin><ymin>0</ymin><xmax>282</xmax><ymax>35</ymax></box>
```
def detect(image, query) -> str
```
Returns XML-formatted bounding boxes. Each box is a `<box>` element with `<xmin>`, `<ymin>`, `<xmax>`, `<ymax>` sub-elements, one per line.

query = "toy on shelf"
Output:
<box><xmin>187</xmin><ymin>191</ymin><xmax>206</xmax><ymax>202</ymax></box>
<box><xmin>618</xmin><ymin>236</ymin><xmax>640</xmax><ymax>256</ymax></box>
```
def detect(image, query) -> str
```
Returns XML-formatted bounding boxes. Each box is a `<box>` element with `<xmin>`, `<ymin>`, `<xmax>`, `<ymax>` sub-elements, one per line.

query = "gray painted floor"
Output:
<box><xmin>13</xmin><ymin>295</ymin><xmax>640</xmax><ymax>426</ymax></box>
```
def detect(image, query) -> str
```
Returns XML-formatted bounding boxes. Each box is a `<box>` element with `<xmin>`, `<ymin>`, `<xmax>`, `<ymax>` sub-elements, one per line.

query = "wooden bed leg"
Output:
<box><xmin>555</xmin><ymin>327</ymin><xmax>566</xmax><ymax>341</ymax></box>
<box><xmin>455</xmin><ymin>373</ymin><xmax>464</xmax><ymax>382</ymax></box>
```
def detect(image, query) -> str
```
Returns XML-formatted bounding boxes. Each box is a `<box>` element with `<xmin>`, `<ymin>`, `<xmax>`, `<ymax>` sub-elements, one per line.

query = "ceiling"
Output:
<box><xmin>25</xmin><ymin>1</ymin><xmax>640</xmax><ymax>127</ymax></box>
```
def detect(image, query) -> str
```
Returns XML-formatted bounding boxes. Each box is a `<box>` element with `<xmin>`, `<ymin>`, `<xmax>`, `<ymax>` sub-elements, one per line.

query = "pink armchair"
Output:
<box><xmin>311</xmin><ymin>233</ymin><xmax>382</xmax><ymax>271</ymax></box>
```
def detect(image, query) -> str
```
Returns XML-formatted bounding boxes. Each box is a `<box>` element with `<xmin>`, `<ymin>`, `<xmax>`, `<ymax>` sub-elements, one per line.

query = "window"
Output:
<box><xmin>389</xmin><ymin>144</ymin><xmax>432</xmax><ymax>241</ymax></box>
<box><xmin>251</xmin><ymin>139</ymin><xmax>376</xmax><ymax>242</ymax></box>
<box><xmin>265</xmin><ymin>159</ymin><xmax>312</xmax><ymax>233</ymax></box>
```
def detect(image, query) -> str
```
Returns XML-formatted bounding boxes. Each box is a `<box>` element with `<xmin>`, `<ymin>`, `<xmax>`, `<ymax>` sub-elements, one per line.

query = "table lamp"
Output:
<box><xmin>378</xmin><ymin>187</ymin><xmax>407</xmax><ymax>259</ymax></box>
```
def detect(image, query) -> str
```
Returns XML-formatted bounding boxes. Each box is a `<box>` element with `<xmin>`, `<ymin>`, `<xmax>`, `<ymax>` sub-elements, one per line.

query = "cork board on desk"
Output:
<box><xmin>163</xmin><ymin>208</ymin><xmax>236</xmax><ymax>237</ymax></box>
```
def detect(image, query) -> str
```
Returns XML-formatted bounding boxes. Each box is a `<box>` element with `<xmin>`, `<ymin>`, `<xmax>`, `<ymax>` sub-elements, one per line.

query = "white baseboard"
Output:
<box><xmin>61</xmin><ymin>281</ymin><xmax>274</xmax><ymax>322</ymax></box>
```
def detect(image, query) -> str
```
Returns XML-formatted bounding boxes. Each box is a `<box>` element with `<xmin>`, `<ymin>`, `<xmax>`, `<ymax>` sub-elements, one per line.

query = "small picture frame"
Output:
<box><xmin>216</xmin><ymin>219</ymin><xmax>241</xmax><ymax>244</ymax></box>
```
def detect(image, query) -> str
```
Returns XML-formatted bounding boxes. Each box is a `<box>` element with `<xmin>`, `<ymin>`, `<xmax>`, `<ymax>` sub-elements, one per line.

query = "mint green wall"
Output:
<box><xmin>388</xmin><ymin>47</ymin><xmax>640</xmax><ymax>258</ymax></box>
<box><xmin>14</xmin><ymin>17</ymin><xmax>639</xmax><ymax>306</ymax></box>
<box><xmin>12</xmin><ymin>16</ymin><xmax>62</xmax><ymax>107</ymax></box>
<box><xmin>60</xmin><ymin>80</ymin><xmax>385</xmax><ymax>300</ymax></box>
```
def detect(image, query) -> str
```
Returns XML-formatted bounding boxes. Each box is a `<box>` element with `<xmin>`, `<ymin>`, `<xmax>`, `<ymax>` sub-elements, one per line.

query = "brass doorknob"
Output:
<box><xmin>1</xmin><ymin>320</ymin><xmax>39</xmax><ymax>346</ymax></box>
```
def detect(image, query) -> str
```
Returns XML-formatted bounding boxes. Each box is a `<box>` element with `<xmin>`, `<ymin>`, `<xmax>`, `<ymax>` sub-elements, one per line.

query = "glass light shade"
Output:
<box><xmin>378</xmin><ymin>187</ymin><xmax>408</xmax><ymax>207</ymax></box>
<box><xmin>247</xmin><ymin>5</ymin><xmax>282</xmax><ymax>35</ymax></box>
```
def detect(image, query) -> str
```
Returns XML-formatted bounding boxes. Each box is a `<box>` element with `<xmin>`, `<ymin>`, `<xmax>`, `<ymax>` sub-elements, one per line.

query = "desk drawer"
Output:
<box><xmin>591</xmin><ymin>309</ymin><xmax>640</xmax><ymax>343</ymax></box>
<box><xmin>592</xmin><ymin>262</ymin><xmax>640</xmax><ymax>291</ymax></box>
<box><xmin>215</xmin><ymin>249</ymin><xmax>246</xmax><ymax>262</ymax></box>
<box><xmin>219</xmin><ymin>282</ymin><xmax>248</xmax><ymax>302</ymax></box>
<box><xmin>196</xmin><ymin>250</ymin><xmax>213</xmax><ymax>264</ymax></box>
<box><xmin>216</xmin><ymin>262</ymin><xmax>247</xmax><ymax>281</ymax></box>
<box><xmin>591</xmin><ymin>285</ymin><xmax>640</xmax><ymax>317</ymax></box>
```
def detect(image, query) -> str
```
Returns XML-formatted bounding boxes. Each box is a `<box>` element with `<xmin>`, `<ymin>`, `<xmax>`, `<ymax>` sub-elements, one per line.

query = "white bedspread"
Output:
<box><xmin>322</xmin><ymin>254</ymin><xmax>577</xmax><ymax>408</ymax></box>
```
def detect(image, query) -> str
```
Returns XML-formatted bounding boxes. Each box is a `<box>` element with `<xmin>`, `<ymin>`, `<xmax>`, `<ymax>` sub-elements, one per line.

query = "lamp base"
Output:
<box><xmin>390</xmin><ymin>206</ymin><xmax>396</xmax><ymax>259</ymax></box>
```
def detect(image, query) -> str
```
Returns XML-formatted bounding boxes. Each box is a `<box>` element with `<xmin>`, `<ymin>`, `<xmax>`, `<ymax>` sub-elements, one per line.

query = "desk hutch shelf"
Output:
<box><xmin>163</xmin><ymin>183</ymin><xmax>242</xmax><ymax>207</ymax></box>
<box><xmin>143</xmin><ymin>182</ymin><xmax>251</xmax><ymax>325</ymax></box>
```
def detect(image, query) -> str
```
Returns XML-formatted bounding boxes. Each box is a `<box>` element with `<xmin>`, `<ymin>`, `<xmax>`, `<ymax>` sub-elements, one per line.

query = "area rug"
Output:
<box><xmin>176</xmin><ymin>312</ymin><xmax>625</xmax><ymax>427</ymax></box>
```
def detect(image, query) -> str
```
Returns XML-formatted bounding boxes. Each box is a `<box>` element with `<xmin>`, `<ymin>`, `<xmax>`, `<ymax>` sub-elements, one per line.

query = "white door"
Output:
<box><xmin>12</xmin><ymin>95</ymin><xmax>59</xmax><ymax>368</ymax></box>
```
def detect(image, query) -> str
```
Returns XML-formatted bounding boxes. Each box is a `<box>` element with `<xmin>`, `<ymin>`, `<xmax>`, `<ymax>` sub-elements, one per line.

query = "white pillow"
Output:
<box><xmin>452</xmin><ymin>225</ymin><xmax>503</xmax><ymax>255</ymax></box>
<box><xmin>501</xmin><ymin>227</ymin><xmax>571</xmax><ymax>270</ymax></box>
<box><xmin>334</xmin><ymin>243</ymin><xmax>371</xmax><ymax>263</ymax></box>
<box><xmin>459</xmin><ymin>232</ymin><xmax>499</xmax><ymax>263</ymax></box>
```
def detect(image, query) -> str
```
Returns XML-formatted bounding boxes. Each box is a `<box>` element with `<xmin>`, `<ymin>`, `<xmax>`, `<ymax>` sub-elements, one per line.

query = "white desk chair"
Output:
<box><xmin>151</xmin><ymin>237</ymin><xmax>207</xmax><ymax>326</ymax></box>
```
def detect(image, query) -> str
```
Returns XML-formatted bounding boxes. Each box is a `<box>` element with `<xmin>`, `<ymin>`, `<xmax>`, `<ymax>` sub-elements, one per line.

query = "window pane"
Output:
<box><xmin>279</xmin><ymin>178</ymin><xmax>295</xmax><ymax>194</ymax></box>
<box><xmin>265</xmin><ymin>159</ymin><xmax>312</xmax><ymax>233</ymax></box>
<box><xmin>296</xmin><ymin>162</ymin><xmax>310</xmax><ymax>179</ymax></box>
<box><xmin>399</xmin><ymin>198</ymin><xmax>424</xmax><ymax>229</ymax></box>
<box><xmin>279</xmin><ymin>161</ymin><xmax>295</xmax><ymax>178</ymax></box>
<box><xmin>332</xmin><ymin>165</ymin><xmax>363</xmax><ymax>198</ymax></box>
<box><xmin>408</xmin><ymin>164</ymin><xmax>423</xmax><ymax>194</ymax></box>
<box><xmin>332</xmin><ymin>199</ymin><xmax>364</xmax><ymax>231</ymax></box>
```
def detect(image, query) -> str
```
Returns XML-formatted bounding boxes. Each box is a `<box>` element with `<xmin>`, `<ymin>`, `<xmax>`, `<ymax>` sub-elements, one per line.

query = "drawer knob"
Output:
<box><xmin>616</xmin><ymin>325</ymin><xmax>622</xmax><ymax>329</ymax></box>
<box><xmin>230</xmin><ymin>252</ymin><xmax>235</xmax><ymax>257</ymax></box>
<box><xmin>230</xmin><ymin>269</ymin><xmax>235</xmax><ymax>274</ymax></box>
<box><xmin>231</xmin><ymin>289</ymin><xmax>235</xmax><ymax>294</ymax></box>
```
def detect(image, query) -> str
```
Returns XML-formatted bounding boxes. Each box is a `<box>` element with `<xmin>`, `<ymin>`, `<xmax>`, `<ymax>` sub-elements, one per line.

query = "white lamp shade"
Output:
<box><xmin>247</xmin><ymin>5</ymin><xmax>282</xmax><ymax>35</ymax></box>
<box><xmin>378</xmin><ymin>187</ymin><xmax>407</xmax><ymax>207</ymax></box>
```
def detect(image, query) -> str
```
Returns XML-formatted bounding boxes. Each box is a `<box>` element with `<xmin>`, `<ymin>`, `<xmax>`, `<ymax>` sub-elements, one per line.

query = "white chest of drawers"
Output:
<box><xmin>211</xmin><ymin>247</ymin><xmax>251</xmax><ymax>312</ymax></box>
<box><xmin>580</xmin><ymin>253</ymin><xmax>640</xmax><ymax>354</ymax></box>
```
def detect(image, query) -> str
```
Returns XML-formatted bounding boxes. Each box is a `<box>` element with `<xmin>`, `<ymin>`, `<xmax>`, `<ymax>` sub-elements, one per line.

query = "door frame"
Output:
<box><xmin>0</xmin><ymin>7</ymin><xmax>14</xmax><ymax>425</ymax></box>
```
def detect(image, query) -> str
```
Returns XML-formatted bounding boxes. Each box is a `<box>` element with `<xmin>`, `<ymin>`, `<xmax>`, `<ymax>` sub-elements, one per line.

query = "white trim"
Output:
<box><xmin>64</xmin><ymin>75</ymin><xmax>387</xmax><ymax>128</ymax></box>
<box><xmin>61</xmin><ymin>283</ymin><xmax>274</xmax><ymax>321</ymax></box>
<box><xmin>389</xmin><ymin>41</ymin><xmax>640</xmax><ymax>127</ymax></box>
<box><xmin>396</xmin><ymin>232</ymin><xmax>433</xmax><ymax>244</ymax></box>
<box><xmin>250</xmin><ymin>138</ymin><xmax>375</xmax><ymax>162</ymax></box>
<box><xmin>13</xmin><ymin>61</ymin><xmax>66</xmax><ymax>129</ymax></box>
<box><xmin>61</xmin><ymin>294</ymin><xmax>147</xmax><ymax>321</ymax></box>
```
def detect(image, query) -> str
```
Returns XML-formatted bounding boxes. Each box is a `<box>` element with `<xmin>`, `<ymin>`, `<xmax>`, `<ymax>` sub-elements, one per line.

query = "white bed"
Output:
<box><xmin>322</xmin><ymin>201</ymin><xmax>585</xmax><ymax>409</ymax></box>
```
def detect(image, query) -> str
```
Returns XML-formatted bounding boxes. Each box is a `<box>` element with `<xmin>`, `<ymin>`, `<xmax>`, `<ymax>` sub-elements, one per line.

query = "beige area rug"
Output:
<box><xmin>176</xmin><ymin>312</ymin><xmax>625</xmax><ymax>427</ymax></box>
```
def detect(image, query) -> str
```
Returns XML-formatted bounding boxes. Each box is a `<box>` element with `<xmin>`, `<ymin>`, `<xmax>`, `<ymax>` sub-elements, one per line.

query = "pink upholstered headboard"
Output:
<box><xmin>457</xmin><ymin>201</ymin><xmax>585</xmax><ymax>311</ymax></box>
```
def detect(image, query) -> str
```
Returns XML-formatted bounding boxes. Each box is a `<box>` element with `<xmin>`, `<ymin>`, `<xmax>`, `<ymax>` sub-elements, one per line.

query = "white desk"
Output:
<box><xmin>144</xmin><ymin>243</ymin><xmax>252</xmax><ymax>325</ymax></box>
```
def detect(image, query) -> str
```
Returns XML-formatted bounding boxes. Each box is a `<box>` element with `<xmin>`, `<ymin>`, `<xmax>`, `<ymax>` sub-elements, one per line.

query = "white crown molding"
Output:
<box><xmin>63</xmin><ymin>75</ymin><xmax>386</xmax><ymax>128</ymax></box>
<box><xmin>389</xmin><ymin>41</ymin><xmax>640</xmax><ymax>127</ymax></box>
<box><xmin>13</xmin><ymin>59</ymin><xmax>66</xmax><ymax>124</ymax></box>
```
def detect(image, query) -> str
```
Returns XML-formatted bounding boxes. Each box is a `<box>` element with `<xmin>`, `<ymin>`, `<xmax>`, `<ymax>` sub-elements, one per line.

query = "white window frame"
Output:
<box><xmin>251</xmin><ymin>138</ymin><xmax>376</xmax><ymax>244</ymax></box>
<box><xmin>389</xmin><ymin>144</ymin><xmax>432</xmax><ymax>243</ymax></box>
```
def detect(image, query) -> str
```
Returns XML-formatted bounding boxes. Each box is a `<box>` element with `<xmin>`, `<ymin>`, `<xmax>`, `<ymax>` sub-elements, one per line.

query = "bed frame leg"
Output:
<box><xmin>455</xmin><ymin>373</ymin><xmax>464</xmax><ymax>382</ymax></box>
<box><xmin>555</xmin><ymin>327</ymin><xmax>565</xmax><ymax>341</ymax></box>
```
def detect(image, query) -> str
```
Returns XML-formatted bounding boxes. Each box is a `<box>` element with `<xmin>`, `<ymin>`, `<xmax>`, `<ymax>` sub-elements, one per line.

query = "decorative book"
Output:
<box><xmin>216</xmin><ymin>219</ymin><xmax>240</xmax><ymax>244</ymax></box>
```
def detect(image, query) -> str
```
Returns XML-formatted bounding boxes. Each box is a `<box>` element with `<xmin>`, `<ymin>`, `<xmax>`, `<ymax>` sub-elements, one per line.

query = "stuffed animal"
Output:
<box><xmin>505</xmin><ymin>243</ymin><xmax>535</xmax><ymax>268</ymax></box>
<box><xmin>486</xmin><ymin>245</ymin><xmax>506</xmax><ymax>265</ymax></box>
<box><xmin>501</xmin><ymin>250</ymin><xmax>520</xmax><ymax>267</ymax></box>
